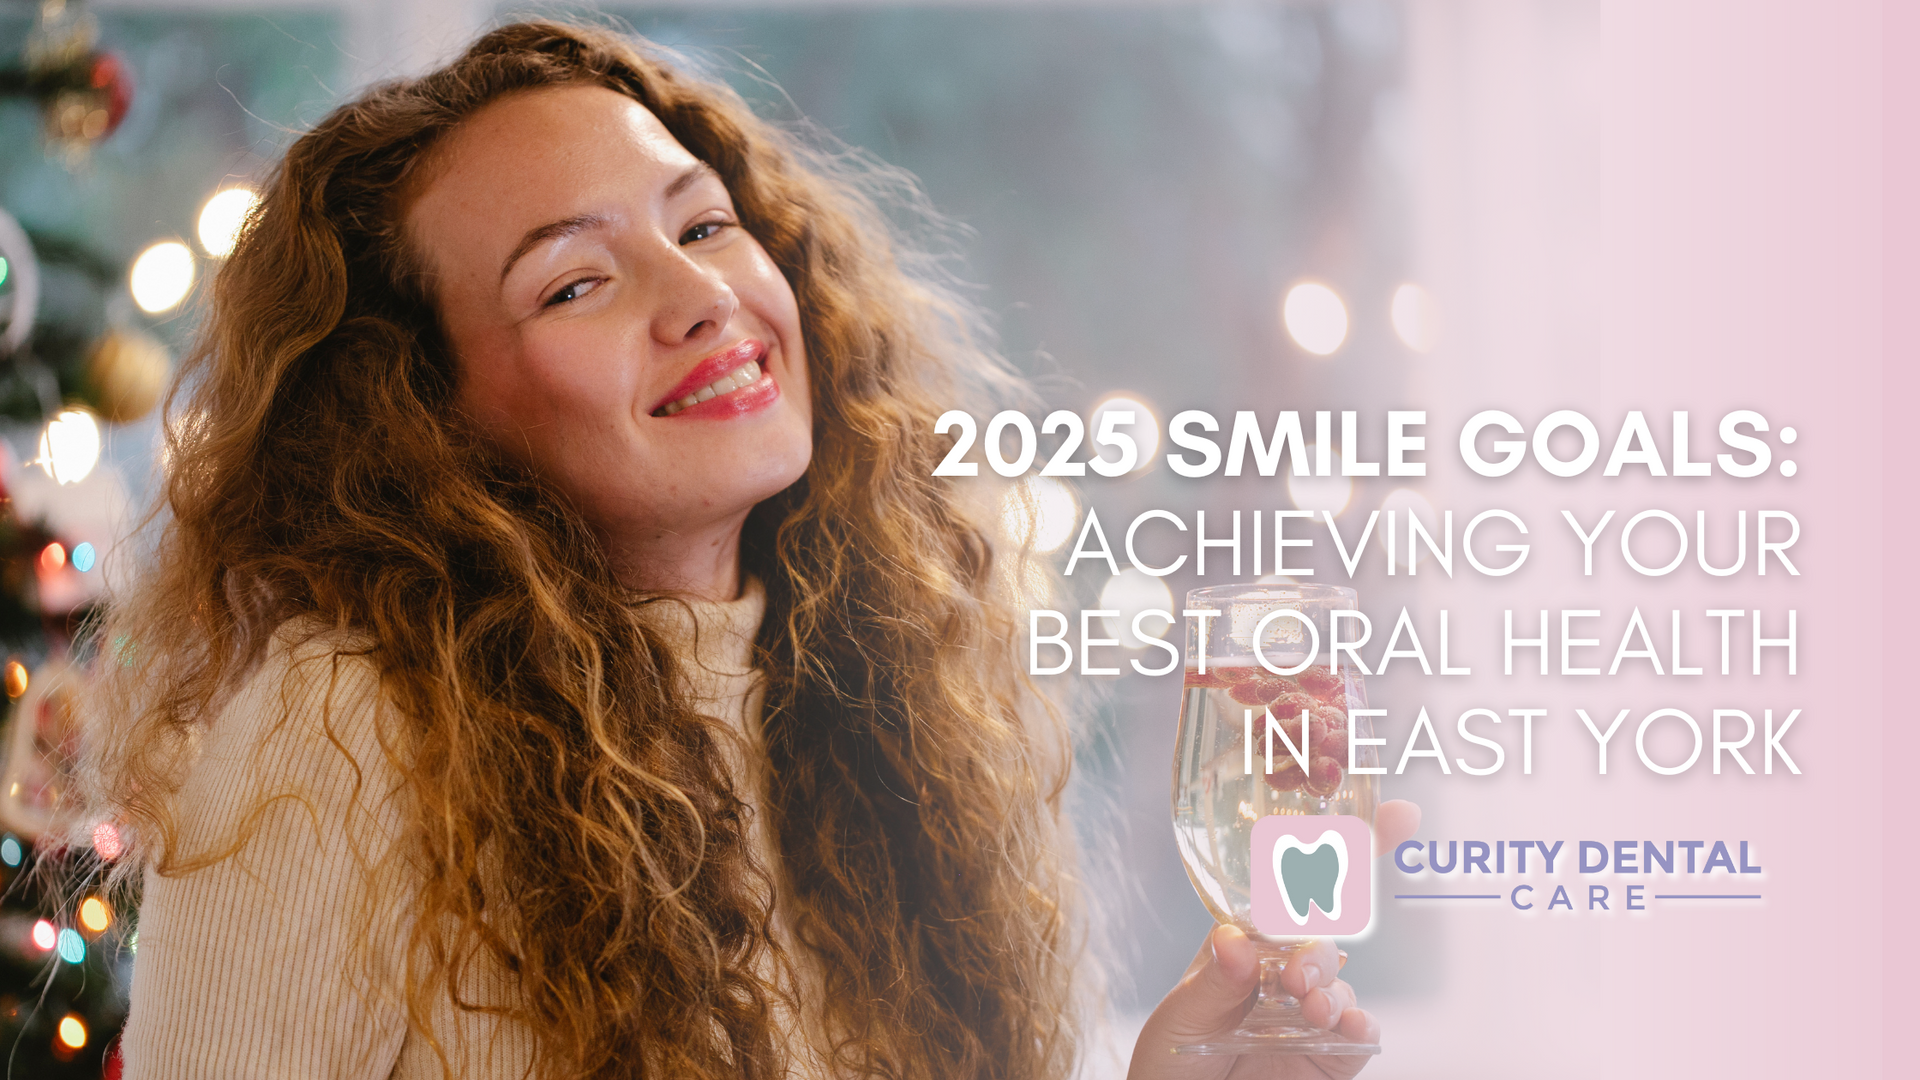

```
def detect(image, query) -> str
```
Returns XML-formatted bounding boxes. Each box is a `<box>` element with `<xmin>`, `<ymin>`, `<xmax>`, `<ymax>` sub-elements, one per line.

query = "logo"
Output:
<box><xmin>1249</xmin><ymin>815</ymin><xmax>1373</xmax><ymax>937</ymax></box>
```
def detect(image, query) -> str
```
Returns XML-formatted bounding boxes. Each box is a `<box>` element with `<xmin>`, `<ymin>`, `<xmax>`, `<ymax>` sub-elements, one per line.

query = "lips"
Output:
<box><xmin>650</xmin><ymin>340</ymin><xmax>775</xmax><ymax>418</ymax></box>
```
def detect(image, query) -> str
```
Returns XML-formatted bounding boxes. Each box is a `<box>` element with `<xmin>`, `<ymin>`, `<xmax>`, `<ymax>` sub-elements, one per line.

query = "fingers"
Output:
<box><xmin>1374</xmin><ymin>799</ymin><xmax>1422</xmax><ymax>857</ymax></box>
<box><xmin>1334</xmin><ymin>1001</ymin><xmax>1381</xmax><ymax>1045</ymax></box>
<box><xmin>1144</xmin><ymin>925</ymin><xmax>1261</xmax><ymax>1041</ymax></box>
<box><xmin>1302</xmin><ymin>978</ymin><xmax>1356</xmax><ymax>1030</ymax></box>
<box><xmin>1128</xmin><ymin>925</ymin><xmax>1263</xmax><ymax>1079</ymax></box>
<box><xmin>1280</xmin><ymin>942</ymin><xmax>1367</xmax><ymax>1038</ymax></box>
<box><xmin>1207</xmin><ymin>923</ymin><xmax>1260</xmax><ymax>988</ymax></box>
<box><xmin>1279</xmin><ymin>937</ymin><xmax>1341</xmax><ymax>1000</ymax></box>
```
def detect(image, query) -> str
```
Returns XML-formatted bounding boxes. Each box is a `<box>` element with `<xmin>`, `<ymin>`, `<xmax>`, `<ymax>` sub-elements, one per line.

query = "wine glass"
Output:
<box><xmin>1171</xmin><ymin>583</ymin><xmax>1381</xmax><ymax>1055</ymax></box>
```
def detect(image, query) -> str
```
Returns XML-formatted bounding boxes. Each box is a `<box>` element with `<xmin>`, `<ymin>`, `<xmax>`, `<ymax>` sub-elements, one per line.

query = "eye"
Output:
<box><xmin>543</xmin><ymin>277</ymin><xmax>603</xmax><ymax>308</ymax></box>
<box><xmin>679</xmin><ymin>219</ymin><xmax>733</xmax><ymax>245</ymax></box>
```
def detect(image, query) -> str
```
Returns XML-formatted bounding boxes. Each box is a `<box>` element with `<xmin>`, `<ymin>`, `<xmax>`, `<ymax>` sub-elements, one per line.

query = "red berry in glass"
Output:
<box><xmin>1171</xmin><ymin>583</ymin><xmax>1384</xmax><ymax>1053</ymax></box>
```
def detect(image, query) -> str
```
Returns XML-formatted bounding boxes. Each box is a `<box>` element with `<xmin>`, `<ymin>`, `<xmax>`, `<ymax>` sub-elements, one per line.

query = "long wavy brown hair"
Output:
<box><xmin>82</xmin><ymin>20</ymin><xmax>1081</xmax><ymax>1080</ymax></box>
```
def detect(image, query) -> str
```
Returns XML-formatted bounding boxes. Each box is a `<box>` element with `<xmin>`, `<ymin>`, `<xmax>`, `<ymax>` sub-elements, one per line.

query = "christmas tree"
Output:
<box><xmin>1</xmin><ymin>1</ymin><xmax>165</xmax><ymax>1073</ymax></box>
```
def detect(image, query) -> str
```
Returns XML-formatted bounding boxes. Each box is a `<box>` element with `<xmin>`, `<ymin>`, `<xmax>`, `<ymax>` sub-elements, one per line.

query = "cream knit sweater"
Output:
<box><xmin>121</xmin><ymin>580</ymin><xmax>824</xmax><ymax>1079</ymax></box>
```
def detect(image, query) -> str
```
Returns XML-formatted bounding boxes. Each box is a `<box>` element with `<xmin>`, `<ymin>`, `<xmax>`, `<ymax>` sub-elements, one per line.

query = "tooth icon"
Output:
<box><xmin>1273</xmin><ymin>829</ymin><xmax>1350</xmax><ymax>927</ymax></box>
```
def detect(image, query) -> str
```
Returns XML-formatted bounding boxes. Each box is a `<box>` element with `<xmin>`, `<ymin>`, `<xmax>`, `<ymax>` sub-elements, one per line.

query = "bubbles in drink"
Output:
<box><xmin>1172</xmin><ymin>662</ymin><xmax>1379</xmax><ymax>930</ymax></box>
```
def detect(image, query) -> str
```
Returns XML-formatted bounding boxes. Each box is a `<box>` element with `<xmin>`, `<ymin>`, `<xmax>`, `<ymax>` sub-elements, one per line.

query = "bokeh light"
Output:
<box><xmin>4</xmin><ymin>661</ymin><xmax>27</xmax><ymax>698</ymax></box>
<box><xmin>71</xmin><ymin>542</ymin><xmax>96</xmax><ymax>572</ymax></box>
<box><xmin>130</xmin><ymin>240</ymin><xmax>196</xmax><ymax>314</ymax></box>
<box><xmin>197</xmin><ymin>187</ymin><xmax>260</xmax><ymax>258</ymax></box>
<box><xmin>1285</xmin><ymin>448</ymin><xmax>1355</xmax><ymax>517</ymax></box>
<box><xmin>999</xmin><ymin>475</ymin><xmax>1078</xmax><ymax>554</ymax></box>
<box><xmin>1000</xmin><ymin>555</ymin><xmax>1053</xmax><ymax>612</ymax></box>
<box><xmin>56</xmin><ymin>927</ymin><xmax>85</xmax><ymax>963</ymax></box>
<box><xmin>78</xmin><ymin>897</ymin><xmax>111</xmax><ymax>934</ymax></box>
<box><xmin>1097</xmin><ymin>568</ymin><xmax>1176</xmax><ymax>650</ymax></box>
<box><xmin>92</xmin><ymin>821</ymin><xmax>122</xmax><ymax>861</ymax></box>
<box><xmin>1379</xmin><ymin>487</ymin><xmax>1441</xmax><ymax>564</ymax></box>
<box><xmin>38</xmin><ymin>542</ymin><xmax>65</xmax><ymax>573</ymax></box>
<box><xmin>38</xmin><ymin>408</ymin><xmax>100</xmax><ymax>484</ymax></box>
<box><xmin>56</xmin><ymin>1014</ymin><xmax>86</xmax><ymax>1050</ymax></box>
<box><xmin>30</xmin><ymin>920</ymin><xmax>55</xmax><ymax>951</ymax></box>
<box><xmin>1089</xmin><ymin>394</ymin><xmax>1159</xmax><ymax>475</ymax></box>
<box><xmin>1390</xmin><ymin>283</ymin><xmax>1442</xmax><ymax>353</ymax></box>
<box><xmin>1283</xmin><ymin>281</ymin><xmax>1349</xmax><ymax>356</ymax></box>
<box><xmin>0</xmin><ymin>835</ymin><xmax>20</xmax><ymax>867</ymax></box>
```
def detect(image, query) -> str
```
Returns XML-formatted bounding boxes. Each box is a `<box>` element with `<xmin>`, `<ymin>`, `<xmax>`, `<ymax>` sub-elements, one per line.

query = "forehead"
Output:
<box><xmin>405</xmin><ymin>85</ymin><xmax>699</xmax><ymax>258</ymax></box>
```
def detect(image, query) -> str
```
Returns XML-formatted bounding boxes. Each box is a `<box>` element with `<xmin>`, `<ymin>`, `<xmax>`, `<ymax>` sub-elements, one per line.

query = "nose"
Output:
<box><xmin>648</xmin><ymin>241</ymin><xmax>738</xmax><ymax>349</ymax></box>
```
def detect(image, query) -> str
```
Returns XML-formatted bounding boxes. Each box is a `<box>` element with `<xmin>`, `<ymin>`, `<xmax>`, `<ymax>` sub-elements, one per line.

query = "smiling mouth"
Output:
<box><xmin>653</xmin><ymin>357</ymin><xmax>764</xmax><ymax>417</ymax></box>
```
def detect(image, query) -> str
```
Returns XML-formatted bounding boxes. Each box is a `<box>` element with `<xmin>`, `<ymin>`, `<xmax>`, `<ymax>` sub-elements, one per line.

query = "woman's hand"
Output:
<box><xmin>1126</xmin><ymin>800</ymin><xmax>1421</xmax><ymax>1080</ymax></box>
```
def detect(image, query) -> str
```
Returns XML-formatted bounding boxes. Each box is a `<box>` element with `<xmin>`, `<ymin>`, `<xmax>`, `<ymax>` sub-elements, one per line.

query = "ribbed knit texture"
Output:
<box><xmin>121</xmin><ymin>579</ymin><xmax>824</xmax><ymax>1079</ymax></box>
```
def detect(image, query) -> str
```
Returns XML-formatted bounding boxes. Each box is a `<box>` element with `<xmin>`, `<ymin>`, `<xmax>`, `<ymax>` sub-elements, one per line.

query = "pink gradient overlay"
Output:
<box><xmin>1369</xmin><ymin>2</ymin><xmax>1906</xmax><ymax>1076</ymax></box>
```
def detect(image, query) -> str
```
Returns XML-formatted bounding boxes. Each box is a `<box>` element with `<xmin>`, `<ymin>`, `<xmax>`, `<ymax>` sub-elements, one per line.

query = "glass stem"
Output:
<box><xmin>1250</xmin><ymin>954</ymin><xmax>1308</xmax><ymax>1021</ymax></box>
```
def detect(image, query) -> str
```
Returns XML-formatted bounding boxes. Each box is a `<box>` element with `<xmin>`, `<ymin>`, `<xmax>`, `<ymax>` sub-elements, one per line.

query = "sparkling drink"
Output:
<box><xmin>1170</xmin><ymin>583</ymin><xmax>1382</xmax><ymax>1056</ymax></box>
<box><xmin>1173</xmin><ymin>662</ymin><xmax>1380</xmax><ymax>929</ymax></box>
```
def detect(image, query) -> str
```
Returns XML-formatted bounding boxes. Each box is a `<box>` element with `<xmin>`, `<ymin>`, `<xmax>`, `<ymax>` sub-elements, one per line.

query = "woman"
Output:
<box><xmin>83</xmin><ymin>20</ymin><xmax>1407</xmax><ymax>1080</ymax></box>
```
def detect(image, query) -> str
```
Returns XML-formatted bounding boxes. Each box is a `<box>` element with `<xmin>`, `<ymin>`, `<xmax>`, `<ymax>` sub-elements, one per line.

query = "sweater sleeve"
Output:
<box><xmin>121</xmin><ymin>633</ymin><xmax>413</xmax><ymax>1080</ymax></box>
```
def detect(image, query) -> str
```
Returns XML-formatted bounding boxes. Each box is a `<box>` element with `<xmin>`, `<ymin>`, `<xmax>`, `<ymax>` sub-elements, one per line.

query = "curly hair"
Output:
<box><xmin>82</xmin><ymin>20</ymin><xmax>1080</xmax><ymax>1080</ymax></box>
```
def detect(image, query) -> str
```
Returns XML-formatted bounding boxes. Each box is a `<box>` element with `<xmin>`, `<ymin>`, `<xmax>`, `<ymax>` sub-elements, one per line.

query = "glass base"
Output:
<box><xmin>1173</xmin><ymin>1035</ymin><xmax>1381</xmax><ymax>1056</ymax></box>
<box><xmin>1172</xmin><ymin>951</ymin><xmax>1380</xmax><ymax>1056</ymax></box>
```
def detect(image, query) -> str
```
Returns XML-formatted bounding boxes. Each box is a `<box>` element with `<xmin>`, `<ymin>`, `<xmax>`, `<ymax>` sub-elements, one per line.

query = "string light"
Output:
<box><xmin>130</xmin><ymin>240</ymin><xmax>196</xmax><ymax>314</ymax></box>
<box><xmin>0</xmin><ymin>835</ymin><xmax>20</xmax><ymax>867</ymax></box>
<box><xmin>999</xmin><ymin>475</ymin><xmax>1078</xmax><ymax>554</ymax></box>
<box><xmin>30</xmin><ymin>920</ymin><xmax>55</xmax><ymax>951</ymax></box>
<box><xmin>56</xmin><ymin>1014</ymin><xmax>86</xmax><ymax>1050</ymax></box>
<box><xmin>196</xmin><ymin>187</ymin><xmax>260</xmax><ymax>258</ymax></box>
<box><xmin>1283</xmin><ymin>282</ymin><xmax>1349</xmax><ymax>356</ymax></box>
<box><xmin>71</xmin><ymin>542</ymin><xmax>96</xmax><ymax>572</ymax></box>
<box><xmin>1088</xmin><ymin>394</ymin><xmax>1160</xmax><ymax>475</ymax></box>
<box><xmin>92</xmin><ymin>821</ymin><xmax>122</xmax><ymax>860</ymax></box>
<box><xmin>1390</xmin><ymin>283</ymin><xmax>1442</xmax><ymax>353</ymax></box>
<box><xmin>78</xmin><ymin>897</ymin><xmax>111</xmax><ymax>933</ymax></box>
<box><xmin>4</xmin><ymin>661</ymin><xmax>26</xmax><ymax>698</ymax></box>
<box><xmin>56</xmin><ymin>927</ymin><xmax>85</xmax><ymax>963</ymax></box>
<box><xmin>38</xmin><ymin>542</ymin><xmax>65</xmax><ymax>573</ymax></box>
<box><xmin>37</xmin><ymin>408</ymin><xmax>100</xmax><ymax>484</ymax></box>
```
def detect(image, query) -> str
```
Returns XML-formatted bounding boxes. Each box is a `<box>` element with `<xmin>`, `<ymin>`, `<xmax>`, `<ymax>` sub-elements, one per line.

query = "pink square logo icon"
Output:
<box><xmin>1249</xmin><ymin>815</ymin><xmax>1374</xmax><ymax>937</ymax></box>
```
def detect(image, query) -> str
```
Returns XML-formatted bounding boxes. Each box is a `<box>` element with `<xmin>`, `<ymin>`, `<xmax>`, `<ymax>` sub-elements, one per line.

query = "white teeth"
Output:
<box><xmin>656</xmin><ymin>360</ymin><xmax>765</xmax><ymax>416</ymax></box>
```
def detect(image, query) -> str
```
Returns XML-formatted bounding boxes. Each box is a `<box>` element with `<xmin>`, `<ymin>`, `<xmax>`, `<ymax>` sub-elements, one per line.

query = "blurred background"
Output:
<box><xmin>0</xmin><ymin>1</ymin><xmax>1888</xmax><ymax>1078</ymax></box>
<box><xmin>0</xmin><ymin>1</ymin><xmax>1440</xmax><ymax>1071</ymax></box>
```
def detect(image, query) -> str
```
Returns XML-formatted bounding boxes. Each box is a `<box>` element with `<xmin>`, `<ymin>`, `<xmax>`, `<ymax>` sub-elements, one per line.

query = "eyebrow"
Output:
<box><xmin>494</xmin><ymin>163</ymin><xmax>720</xmax><ymax>285</ymax></box>
<box><xmin>665</xmin><ymin>160</ymin><xmax>719</xmax><ymax>201</ymax></box>
<box><xmin>499</xmin><ymin>213</ymin><xmax>611</xmax><ymax>284</ymax></box>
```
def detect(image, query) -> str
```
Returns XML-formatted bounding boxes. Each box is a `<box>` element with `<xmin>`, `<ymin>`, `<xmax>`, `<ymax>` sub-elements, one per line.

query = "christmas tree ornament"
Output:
<box><xmin>0</xmin><ymin>0</ymin><xmax>135</xmax><ymax>164</ymax></box>
<box><xmin>85</xmin><ymin>328</ymin><xmax>168</xmax><ymax>423</ymax></box>
<box><xmin>0</xmin><ymin>657</ymin><xmax>78</xmax><ymax>841</ymax></box>
<box><xmin>0</xmin><ymin>209</ymin><xmax>39</xmax><ymax>359</ymax></box>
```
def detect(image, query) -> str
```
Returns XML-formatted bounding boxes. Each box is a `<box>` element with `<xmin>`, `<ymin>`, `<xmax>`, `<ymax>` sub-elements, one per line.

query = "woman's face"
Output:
<box><xmin>405</xmin><ymin>85</ymin><xmax>811</xmax><ymax>591</ymax></box>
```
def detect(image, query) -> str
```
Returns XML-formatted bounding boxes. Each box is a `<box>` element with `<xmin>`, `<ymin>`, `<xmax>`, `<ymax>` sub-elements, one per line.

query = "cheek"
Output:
<box><xmin>455</xmin><ymin>326</ymin><xmax>639</xmax><ymax>445</ymax></box>
<box><xmin>745</xmin><ymin>264</ymin><xmax>808</xmax><ymax>394</ymax></box>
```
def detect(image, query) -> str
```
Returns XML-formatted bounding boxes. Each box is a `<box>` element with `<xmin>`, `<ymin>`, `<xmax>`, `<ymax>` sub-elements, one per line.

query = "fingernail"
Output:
<box><xmin>1208</xmin><ymin>926</ymin><xmax>1230</xmax><ymax>967</ymax></box>
<box><xmin>1301</xmin><ymin>963</ymin><xmax>1321</xmax><ymax>988</ymax></box>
